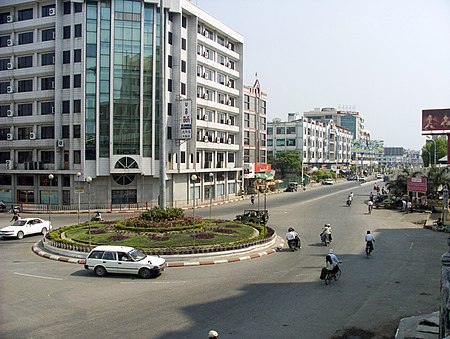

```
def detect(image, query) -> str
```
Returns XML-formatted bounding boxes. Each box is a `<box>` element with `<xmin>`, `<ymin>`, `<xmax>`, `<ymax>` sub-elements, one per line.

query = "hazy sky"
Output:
<box><xmin>195</xmin><ymin>0</ymin><xmax>450</xmax><ymax>150</ymax></box>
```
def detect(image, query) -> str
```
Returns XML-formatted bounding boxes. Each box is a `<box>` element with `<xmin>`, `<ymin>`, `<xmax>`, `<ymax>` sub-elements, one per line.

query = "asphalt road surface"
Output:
<box><xmin>0</xmin><ymin>181</ymin><xmax>446</xmax><ymax>339</ymax></box>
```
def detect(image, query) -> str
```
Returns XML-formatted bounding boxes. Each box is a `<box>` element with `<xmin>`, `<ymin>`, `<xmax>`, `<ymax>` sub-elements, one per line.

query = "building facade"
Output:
<box><xmin>267</xmin><ymin>113</ymin><xmax>352</xmax><ymax>171</ymax></box>
<box><xmin>0</xmin><ymin>0</ymin><xmax>244</xmax><ymax>208</ymax></box>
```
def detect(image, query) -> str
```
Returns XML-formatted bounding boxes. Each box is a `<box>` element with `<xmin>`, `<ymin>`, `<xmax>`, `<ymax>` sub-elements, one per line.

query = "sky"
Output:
<box><xmin>195</xmin><ymin>0</ymin><xmax>450</xmax><ymax>151</ymax></box>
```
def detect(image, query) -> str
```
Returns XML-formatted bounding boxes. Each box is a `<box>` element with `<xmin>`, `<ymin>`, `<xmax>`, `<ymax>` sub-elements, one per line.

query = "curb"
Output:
<box><xmin>31</xmin><ymin>238</ymin><xmax>285</xmax><ymax>267</ymax></box>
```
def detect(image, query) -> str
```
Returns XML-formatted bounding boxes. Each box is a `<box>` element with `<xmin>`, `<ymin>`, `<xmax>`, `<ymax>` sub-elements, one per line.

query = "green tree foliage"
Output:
<box><xmin>386</xmin><ymin>168</ymin><xmax>422</xmax><ymax>196</ymax></box>
<box><xmin>269</xmin><ymin>151</ymin><xmax>301</xmax><ymax>178</ymax></box>
<box><xmin>427</xmin><ymin>165</ymin><xmax>450</xmax><ymax>193</ymax></box>
<box><xmin>421</xmin><ymin>136</ymin><xmax>448</xmax><ymax>167</ymax></box>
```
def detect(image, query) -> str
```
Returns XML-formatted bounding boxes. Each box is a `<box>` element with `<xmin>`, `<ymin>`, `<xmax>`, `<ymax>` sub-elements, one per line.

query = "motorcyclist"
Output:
<box><xmin>365</xmin><ymin>230</ymin><xmax>375</xmax><ymax>255</ymax></box>
<box><xmin>286</xmin><ymin>227</ymin><xmax>301</xmax><ymax>249</ymax></box>
<box><xmin>346</xmin><ymin>194</ymin><xmax>353</xmax><ymax>206</ymax></box>
<box><xmin>367</xmin><ymin>200</ymin><xmax>374</xmax><ymax>214</ymax></box>
<box><xmin>328</xmin><ymin>249</ymin><xmax>340</xmax><ymax>274</ymax></box>
<box><xmin>92</xmin><ymin>211</ymin><xmax>102</xmax><ymax>221</ymax></box>
<box><xmin>320</xmin><ymin>223</ymin><xmax>332</xmax><ymax>244</ymax></box>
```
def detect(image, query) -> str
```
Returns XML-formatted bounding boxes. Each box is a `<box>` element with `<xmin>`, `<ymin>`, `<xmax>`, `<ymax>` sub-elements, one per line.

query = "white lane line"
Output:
<box><xmin>14</xmin><ymin>272</ymin><xmax>63</xmax><ymax>281</ymax></box>
<box><xmin>409</xmin><ymin>242</ymin><xmax>414</xmax><ymax>250</ymax></box>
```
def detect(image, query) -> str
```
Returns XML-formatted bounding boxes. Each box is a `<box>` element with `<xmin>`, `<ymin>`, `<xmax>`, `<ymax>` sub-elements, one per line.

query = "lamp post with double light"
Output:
<box><xmin>209</xmin><ymin>173</ymin><xmax>214</xmax><ymax>220</ymax></box>
<box><xmin>86</xmin><ymin>176</ymin><xmax>92</xmax><ymax>246</ymax></box>
<box><xmin>48</xmin><ymin>174</ymin><xmax>54</xmax><ymax>222</ymax></box>
<box><xmin>76</xmin><ymin>172</ymin><xmax>81</xmax><ymax>224</ymax></box>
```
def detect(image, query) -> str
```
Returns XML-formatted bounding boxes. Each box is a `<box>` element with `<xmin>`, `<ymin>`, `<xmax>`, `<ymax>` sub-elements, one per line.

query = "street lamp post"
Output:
<box><xmin>86</xmin><ymin>176</ymin><xmax>92</xmax><ymax>246</ymax></box>
<box><xmin>76</xmin><ymin>172</ymin><xmax>81</xmax><ymax>224</ymax></box>
<box><xmin>48</xmin><ymin>174</ymin><xmax>54</xmax><ymax>222</ymax></box>
<box><xmin>427</xmin><ymin>137</ymin><xmax>437</xmax><ymax>166</ymax></box>
<box><xmin>209</xmin><ymin>173</ymin><xmax>214</xmax><ymax>220</ymax></box>
<box><xmin>191</xmin><ymin>174</ymin><xmax>197</xmax><ymax>218</ymax></box>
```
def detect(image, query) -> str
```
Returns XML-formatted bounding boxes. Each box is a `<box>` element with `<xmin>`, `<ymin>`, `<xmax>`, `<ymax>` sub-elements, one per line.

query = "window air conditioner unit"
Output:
<box><xmin>227</xmin><ymin>119</ymin><xmax>231</xmax><ymax>125</ymax></box>
<box><xmin>202</xmin><ymin>93</ymin><xmax>208</xmax><ymax>100</ymax></box>
<box><xmin>57</xmin><ymin>139</ymin><xmax>64</xmax><ymax>147</ymax></box>
<box><xmin>203</xmin><ymin>135</ymin><xmax>209</xmax><ymax>142</ymax></box>
<box><xmin>227</xmin><ymin>81</ymin><xmax>232</xmax><ymax>87</ymax></box>
<box><xmin>29</xmin><ymin>132</ymin><xmax>36</xmax><ymax>140</ymax></box>
<box><xmin>202</xmin><ymin>114</ymin><xmax>208</xmax><ymax>121</ymax></box>
<box><xmin>5</xmin><ymin>160</ymin><xmax>13</xmax><ymax>169</ymax></box>
<box><xmin>203</xmin><ymin>51</ymin><xmax>209</xmax><ymax>58</ymax></box>
<box><xmin>216</xmin><ymin>137</ymin><xmax>221</xmax><ymax>143</ymax></box>
<box><xmin>6</xmin><ymin>133</ymin><xmax>13</xmax><ymax>141</ymax></box>
<box><xmin>49</xmin><ymin>8</ymin><xmax>56</xmax><ymax>16</ymax></box>
<box><xmin>7</xmin><ymin>39</ymin><xmax>14</xmax><ymax>47</ymax></box>
<box><xmin>6</xmin><ymin>110</ymin><xmax>13</xmax><ymax>117</ymax></box>
<box><xmin>6</xmin><ymin>86</ymin><xmax>13</xmax><ymax>94</ymax></box>
<box><xmin>227</xmin><ymin>42</ymin><xmax>233</xmax><ymax>49</ymax></box>
<box><xmin>227</xmin><ymin>99</ymin><xmax>232</xmax><ymax>106</ymax></box>
<box><xmin>7</xmin><ymin>62</ymin><xmax>14</xmax><ymax>70</ymax></box>
<box><xmin>7</xmin><ymin>15</ymin><xmax>13</xmax><ymax>23</ymax></box>
<box><xmin>227</xmin><ymin>138</ymin><xmax>232</xmax><ymax>144</ymax></box>
<box><xmin>203</xmin><ymin>73</ymin><xmax>209</xmax><ymax>80</ymax></box>
<box><xmin>203</xmin><ymin>30</ymin><xmax>209</xmax><ymax>38</ymax></box>
<box><xmin>226</xmin><ymin>61</ymin><xmax>231</xmax><ymax>68</ymax></box>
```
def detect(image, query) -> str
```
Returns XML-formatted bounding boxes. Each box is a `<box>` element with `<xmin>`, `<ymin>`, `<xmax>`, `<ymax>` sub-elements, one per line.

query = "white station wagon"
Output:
<box><xmin>84</xmin><ymin>245</ymin><xmax>167</xmax><ymax>279</ymax></box>
<box><xmin>0</xmin><ymin>218</ymin><xmax>52</xmax><ymax>239</ymax></box>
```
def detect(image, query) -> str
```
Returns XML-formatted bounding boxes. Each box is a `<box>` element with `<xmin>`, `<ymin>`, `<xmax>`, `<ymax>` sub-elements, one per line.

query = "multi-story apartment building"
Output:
<box><xmin>0</xmin><ymin>0</ymin><xmax>243</xmax><ymax>208</ymax></box>
<box><xmin>267</xmin><ymin>113</ymin><xmax>352</xmax><ymax>171</ymax></box>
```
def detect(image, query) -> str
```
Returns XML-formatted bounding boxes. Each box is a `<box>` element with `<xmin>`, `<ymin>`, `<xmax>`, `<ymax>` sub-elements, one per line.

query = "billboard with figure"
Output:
<box><xmin>422</xmin><ymin>108</ymin><xmax>450</xmax><ymax>133</ymax></box>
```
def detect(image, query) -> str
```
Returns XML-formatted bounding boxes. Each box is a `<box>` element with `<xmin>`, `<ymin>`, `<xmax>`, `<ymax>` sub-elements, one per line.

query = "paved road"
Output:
<box><xmin>0</xmin><ymin>181</ymin><xmax>446</xmax><ymax>338</ymax></box>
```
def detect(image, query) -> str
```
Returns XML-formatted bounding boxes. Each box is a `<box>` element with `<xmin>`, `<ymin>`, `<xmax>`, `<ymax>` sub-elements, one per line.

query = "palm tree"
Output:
<box><xmin>427</xmin><ymin>165</ymin><xmax>450</xmax><ymax>194</ymax></box>
<box><xmin>386</xmin><ymin>168</ymin><xmax>423</xmax><ymax>196</ymax></box>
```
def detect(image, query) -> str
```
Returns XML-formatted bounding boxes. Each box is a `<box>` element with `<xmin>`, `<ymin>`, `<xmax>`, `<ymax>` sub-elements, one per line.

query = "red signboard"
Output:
<box><xmin>254</xmin><ymin>163</ymin><xmax>272</xmax><ymax>173</ymax></box>
<box><xmin>407</xmin><ymin>177</ymin><xmax>427</xmax><ymax>193</ymax></box>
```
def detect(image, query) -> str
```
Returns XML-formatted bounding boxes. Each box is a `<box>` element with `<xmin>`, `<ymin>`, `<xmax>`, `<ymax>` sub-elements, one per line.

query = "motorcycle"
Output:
<box><xmin>288</xmin><ymin>237</ymin><xmax>301</xmax><ymax>251</ymax></box>
<box><xmin>320</xmin><ymin>233</ymin><xmax>331</xmax><ymax>246</ymax></box>
<box><xmin>346</xmin><ymin>198</ymin><xmax>352</xmax><ymax>206</ymax></box>
<box><xmin>91</xmin><ymin>213</ymin><xmax>102</xmax><ymax>222</ymax></box>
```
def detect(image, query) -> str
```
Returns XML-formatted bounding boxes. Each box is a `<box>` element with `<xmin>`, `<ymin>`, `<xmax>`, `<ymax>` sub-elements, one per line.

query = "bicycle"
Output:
<box><xmin>366</xmin><ymin>243</ymin><xmax>373</xmax><ymax>258</ymax></box>
<box><xmin>324</xmin><ymin>267</ymin><xmax>341</xmax><ymax>285</ymax></box>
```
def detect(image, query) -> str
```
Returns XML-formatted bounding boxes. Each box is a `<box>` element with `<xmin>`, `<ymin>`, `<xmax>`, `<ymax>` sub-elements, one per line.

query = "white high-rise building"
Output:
<box><xmin>0</xmin><ymin>0</ymin><xmax>244</xmax><ymax>208</ymax></box>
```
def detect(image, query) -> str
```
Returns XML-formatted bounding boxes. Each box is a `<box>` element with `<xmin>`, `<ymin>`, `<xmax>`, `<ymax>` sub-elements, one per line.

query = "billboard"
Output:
<box><xmin>422</xmin><ymin>108</ymin><xmax>450</xmax><ymax>133</ymax></box>
<box><xmin>407</xmin><ymin>176</ymin><xmax>427</xmax><ymax>193</ymax></box>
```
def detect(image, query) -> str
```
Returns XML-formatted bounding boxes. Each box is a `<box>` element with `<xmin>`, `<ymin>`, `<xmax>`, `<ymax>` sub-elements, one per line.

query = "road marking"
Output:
<box><xmin>14</xmin><ymin>272</ymin><xmax>63</xmax><ymax>281</ymax></box>
<box><xmin>409</xmin><ymin>242</ymin><xmax>414</xmax><ymax>250</ymax></box>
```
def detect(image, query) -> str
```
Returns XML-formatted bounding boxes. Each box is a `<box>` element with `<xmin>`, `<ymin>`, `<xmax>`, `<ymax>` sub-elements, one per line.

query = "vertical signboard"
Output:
<box><xmin>179</xmin><ymin>100</ymin><xmax>192</xmax><ymax>140</ymax></box>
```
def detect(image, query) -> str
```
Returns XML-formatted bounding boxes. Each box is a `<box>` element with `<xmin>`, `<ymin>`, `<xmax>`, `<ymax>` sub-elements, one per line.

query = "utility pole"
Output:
<box><xmin>159</xmin><ymin>0</ymin><xmax>166</xmax><ymax>208</ymax></box>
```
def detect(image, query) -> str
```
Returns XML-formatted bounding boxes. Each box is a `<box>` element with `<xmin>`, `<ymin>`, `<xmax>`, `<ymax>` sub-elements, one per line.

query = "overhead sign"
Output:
<box><xmin>178</xmin><ymin>100</ymin><xmax>192</xmax><ymax>140</ymax></box>
<box><xmin>422</xmin><ymin>108</ymin><xmax>450</xmax><ymax>134</ymax></box>
<box><xmin>407</xmin><ymin>177</ymin><xmax>427</xmax><ymax>193</ymax></box>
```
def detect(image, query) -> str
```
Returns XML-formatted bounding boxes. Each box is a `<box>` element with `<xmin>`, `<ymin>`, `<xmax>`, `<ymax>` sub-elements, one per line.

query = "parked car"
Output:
<box><xmin>376</xmin><ymin>173</ymin><xmax>383</xmax><ymax>179</ymax></box>
<box><xmin>84</xmin><ymin>245</ymin><xmax>167</xmax><ymax>279</ymax></box>
<box><xmin>0</xmin><ymin>218</ymin><xmax>52</xmax><ymax>239</ymax></box>
<box><xmin>358</xmin><ymin>176</ymin><xmax>367</xmax><ymax>182</ymax></box>
<box><xmin>235</xmin><ymin>209</ymin><xmax>269</xmax><ymax>224</ymax></box>
<box><xmin>347</xmin><ymin>175</ymin><xmax>357</xmax><ymax>181</ymax></box>
<box><xmin>285</xmin><ymin>182</ymin><xmax>299</xmax><ymax>192</ymax></box>
<box><xmin>322</xmin><ymin>178</ymin><xmax>334</xmax><ymax>185</ymax></box>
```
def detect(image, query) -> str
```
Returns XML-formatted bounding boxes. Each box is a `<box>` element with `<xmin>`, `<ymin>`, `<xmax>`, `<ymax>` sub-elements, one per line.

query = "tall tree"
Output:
<box><xmin>270</xmin><ymin>151</ymin><xmax>301</xmax><ymax>178</ymax></box>
<box><xmin>421</xmin><ymin>136</ymin><xmax>448</xmax><ymax>167</ymax></box>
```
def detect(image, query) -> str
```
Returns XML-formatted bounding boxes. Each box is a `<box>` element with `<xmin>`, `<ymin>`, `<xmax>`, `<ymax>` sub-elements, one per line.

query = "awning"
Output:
<box><xmin>254</xmin><ymin>172</ymin><xmax>274</xmax><ymax>180</ymax></box>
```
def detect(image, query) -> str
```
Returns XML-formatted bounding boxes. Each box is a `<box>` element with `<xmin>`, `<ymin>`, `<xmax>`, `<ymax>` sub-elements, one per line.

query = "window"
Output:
<box><xmin>181</xmin><ymin>83</ymin><xmax>186</xmax><ymax>95</ymax></box>
<box><xmin>0</xmin><ymin>105</ymin><xmax>9</xmax><ymax>117</ymax></box>
<box><xmin>228</xmin><ymin>152</ymin><xmax>235</xmax><ymax>163</ymax></box>
<box><xmin>276</xmin><ymin>139</ymin><xmax>286</xmax><ymax>146</ymax></box>
<box><xmin>18</xmin><ymin>127</ymin><xmax>33</xmax><ymax>140</ymax></box>
<box><xmin>167</xmin><ymin>103</ymin><xmax>172</xmax><ymax>116</ymax></box>
<box><xmin>182</xmin><ymin>16</ymin><xmax>187</xmax><ymax>28</ymax></box>
<box><xmin>168</xmin><ymin>79</ymin><xmax>172</xmax><ymax>92</ymax></box>
<box><xmin>276</xmin><ymin>127</ymin><xmax>286</xmax><ymax>134</ymax></box>
<box><xmin>62</xmin><ymin>100</ymin><xmax>70</xmax><ymax>114</ymax></box>
<box><xmin>0</xmin><ymin>128</ymin><xmax>10</xmax><ymax>140</ymax></box>
<box><xmin>63</xmin><ymin>26</ymin><xmax>71</xmax><ymax>39</ymax></box>
<box><xmin>74</xmin><ymin>49</ymin><xmax>81</xmax><ymax>62</ymax></box>
<box><xmin>18</xmin><ymin>8</ymin><xmax>33</xmax><ymax>21</ymax></box>
<box><xmin>167</xmin><ymin>126</ymin><xmax>172</xmax><ymax>139</ymax></box>
<box><xmin>62</xmin><ymin>125</ymin><xmax>69</xmax><ymax>136</ymax></box>
<box><xmin>0</xmin><ymin>82</ymin><xmax>10</xmax><ymax>94</ymax></box>
<box><xmin>0</xmin><ymin>58</ymin><xmax>8</xmax><ymax>71</ymax></box>
<box><xmin>74</xmin><ymin>24</ymin><xmax>82</xmax><ymax>38</ymax></box>
<box><xmin>287</xmin><ymin>139</ymin><xmax>296</xmax><ymax>146</ymax></box>
<box><xmin>42</xmin><ymin>28</ymin><xmax>55</xmax><ymax>41</ymax></box>
<box><xmin>41</xmin><ymin>77</ymin><xmax>54</xmax><ymax>90</ymax></box>
<box><xmin>63</xmin><ymin>2</ymin><xmax>71</xmax><ymax>15</ymax></box>
<box><xmin>42</xmin><ymin>5</ymin><xmax>55</xmax><ymax>17</ymax></box>
<box><xmin>41</xmin><ymin>102</ymin><xmax>54</xmax><ymax>115</ymax></box>
<box><xmin>63</xmin><ymin>75</ymin><xmax>70</xmax><ymax>89</ymax></box>
<box><xmin>63</xmin><ymin>51</ymin><xmax>70</xmax><ymax>64</ymax></box>
<box><xmin>18</xmin><ymin>80</ymin><xmax>33</xmax><ymax>92</ymax></box>
<box><xmin>0</xmin><ymin>13</ymin><xmax>11</xmax><ymax>25</ymax></box>
<box><xmin>168</xmin><ymin>32</ymin><xmax>172</xmax><ymax>45</ymax></box>
<box><xmin>73</xmin><ymin>125</ymin><xmax>81</xmax><ymax>138</ymax></box>
<box><xmin>181</xmin><ymin>60</ymin><xmax>186</xmax><ymax>72</ymax></box>
<box><xmin>18</xmin><ymin>32</ymin><xmax>33</xmax><ymax>45</ymax></box>
<box><xmin>0</xmin><ymin>36</ymin><xmax>10</xmax><ymax>48</ymax></box>
<box><xmin>18</xmin><ymin>152</ymin><xmax>33</xmax><ymax>163</ymax></box>
<box><xmin>74</xmin><ymin>3</ymin><xmax>82</xmax><ymax>13</ymax></box>
<box><xmin>74</xmin><ymin>99</ymin><xmax>81</xmax><ymax>113</ymax></box>
<box><xmin>41</xmin><ymin>126</ymin><xmax>54</xmax><ymax>139</ymax></box>
<box><xmin>41</xmin><ymin>151</ymin><xmax>54</xmax><ymax>164</ymax></box>
<box><xmin>18</xmin><ymin>103</ymin><xmax>32</xmax><ymax>116</ymax></box>
<box><xmin>181</xmin><ymin>38</ymin><xmax>186</xmax><ymax>50</ymax></box>
<box><xmin>287</xmin><ymin>127</ymin><xmax>296</xmax><ymax>134</ymax></box>
<box><xmin>17</xmin><ymin>56</ymin><xmax>32</xmax><ymax>68</ymax></box>
<box><xmin>167</xmin><ymin>55</ymin><xmax>172</xmax><ymax>68</ymax></box>
<box><xmin>217</xmin><ymin>35</ymin><xmax>225</xmax><ymax>46</ymax></box>
<box><xmin>74</xmin><ymin>150</ymin><xmax>81</xmax><ymax>164</ymax></box>
<box><xmin>74</xmin><ymin>74</ymin><xmax>81</xmax><ymax>88</ymax></box>
<box><xmin>41</xmin><ymin>53</ymin><xmax>54</xmax><ymax>66</ymax></box>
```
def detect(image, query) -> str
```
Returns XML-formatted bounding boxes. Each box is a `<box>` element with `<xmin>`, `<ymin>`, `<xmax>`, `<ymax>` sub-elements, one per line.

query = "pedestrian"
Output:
<box><xmin>208</xmin><ymin>330</ymin><xmax>219</xmax><ymax>338</ymax></box>
<box><xmin>367</xmin><ymin>200</ymin><xmax>373</xmax><ymax>214</ymax></box>
<box><xmin>406</xmin><ymin>200</ymin><xmax>412</xmax><ymax>213</ymax></box>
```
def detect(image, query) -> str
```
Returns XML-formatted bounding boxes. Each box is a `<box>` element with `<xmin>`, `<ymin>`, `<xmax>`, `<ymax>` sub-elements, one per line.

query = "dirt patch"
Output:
<box><xmin>332</xmin><ymin>324</ymin><xmax>397</xmax><ymax>339</ymax></box>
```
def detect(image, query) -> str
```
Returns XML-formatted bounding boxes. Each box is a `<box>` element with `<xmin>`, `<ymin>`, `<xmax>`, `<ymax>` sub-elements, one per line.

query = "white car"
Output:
<box><xmin>84</xmin><ymin>245</ymin><xmax>167</xmax><ymax>279</ymax></box>
<box><xmin>0</xmin><ymin>218</ymin><xmax>52</xmax><ymax>239</ymax></box>
<box><xmin>376</xmin><ymin>173</ymin><xmax>383</xmax><ymax>179</ymax></box>
<box><xmin>322</xmin><ymin>178</ymin><xmax>334</xmax><ymax>185</ymax></box>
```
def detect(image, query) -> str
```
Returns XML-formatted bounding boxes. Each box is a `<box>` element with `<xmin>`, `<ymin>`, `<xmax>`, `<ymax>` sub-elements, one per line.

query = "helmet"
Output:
<box><xmin>328</xmin><ymin>249</ymin><xmax>334</xmax><ymax>254</ymax></box>
<box><xmin>208</xmin><ymin>330</ymin><xmax>219</xmax><ymax>338</ymax></box>
<box><xmin>288</xmin><ymin>227</ymin><xmax>294</xmax><ymax>232</ymax></box>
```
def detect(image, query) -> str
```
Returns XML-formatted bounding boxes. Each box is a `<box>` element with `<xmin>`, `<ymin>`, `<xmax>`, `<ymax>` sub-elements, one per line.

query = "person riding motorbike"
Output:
<box><xmin>328</xmin><ymin>249</ymin><xmax>341</xmax><ymax>274</ymax></box>
<box><xmin>91</xmin><ymin>211</ymin><xmax>102</xmax><ymax>221</ymax></box>
<box><xmin>365</xmin><ymin>230</ymin><xmax>375</xmax><ymax>256</ymax></box>
<box><xmin>367</xmin><ymin>200</ymin><xmax>374</xmax><ymax>214</ymax></box>
<box><xmin>320</xmin><ymin>223</ymin><xmax>332</xmax><ymax>244</ymax></box>
<box><xmin>286</xmin><ymin>227</ymin><xmax>301</xmax><ymax>250</ymax></box>
<box><xmin>346</xmin><ymin>194</ymin><xmax>353</xmax><ymax>206</ymax></box>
